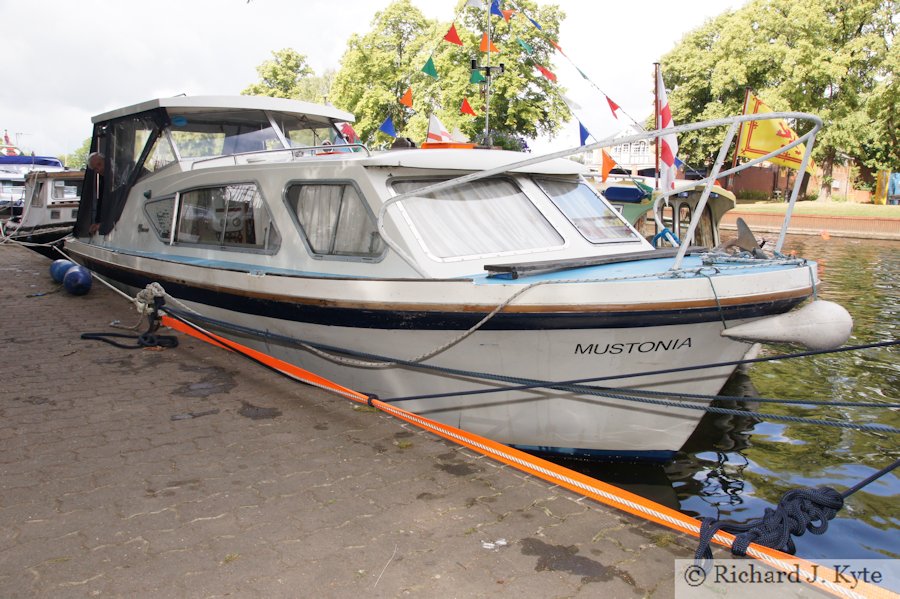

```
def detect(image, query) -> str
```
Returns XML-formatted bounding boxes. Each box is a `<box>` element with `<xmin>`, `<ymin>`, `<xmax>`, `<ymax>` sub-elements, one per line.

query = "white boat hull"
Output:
<box><xmin>66</xmin><ymin>239</ymin><xmax>807</xmax><ymax>458</ymax></box>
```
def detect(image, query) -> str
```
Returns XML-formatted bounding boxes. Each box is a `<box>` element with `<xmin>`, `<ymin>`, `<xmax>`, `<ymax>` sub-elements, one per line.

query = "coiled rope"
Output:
<box><xmin>695</xmin><ymin>458</ymin><xmax>900</xmax><ymax>561</ymax></box>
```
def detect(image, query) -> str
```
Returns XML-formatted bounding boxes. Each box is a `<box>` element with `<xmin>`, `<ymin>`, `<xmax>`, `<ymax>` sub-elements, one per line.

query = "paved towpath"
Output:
<box><xmin>0</xmin><ymin>244</ymin><xmax>706</xmax><ymax>598</ymax></box>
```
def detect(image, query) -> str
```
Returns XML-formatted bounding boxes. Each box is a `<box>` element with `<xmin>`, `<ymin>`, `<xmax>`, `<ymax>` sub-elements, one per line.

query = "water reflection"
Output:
<box><xmin>553</xmin><ymin>235</ymin><xmax>900</xmax><ymax>560</ymax></box>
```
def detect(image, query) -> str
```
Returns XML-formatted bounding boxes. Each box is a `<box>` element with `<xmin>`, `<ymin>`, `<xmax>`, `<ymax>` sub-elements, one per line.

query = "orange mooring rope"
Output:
<box><xmin>161</xmin><ymin>314</ymin><xmax>892</xmax><ymax>599</ymax></box>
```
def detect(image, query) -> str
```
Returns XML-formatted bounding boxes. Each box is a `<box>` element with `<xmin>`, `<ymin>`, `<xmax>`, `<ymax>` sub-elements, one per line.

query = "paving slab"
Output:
<box><xmin>0</xmin><ymin>244</ymin><xmax>712</xmax><ymax>598</ymax></box>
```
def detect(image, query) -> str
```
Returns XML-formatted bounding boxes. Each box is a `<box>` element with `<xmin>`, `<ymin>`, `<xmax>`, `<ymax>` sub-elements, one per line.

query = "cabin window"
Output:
<box><xmin>391</xmin><ymin>178</ymin><xmax>563</xmax><ymax>260</ymax></box>
<box><xmin>167</xmin><ymin>110</ymin><xmax>282</xmax><ymax>158</ymax></box>
<box><xmin>52</xmin><ymin>180</ymin><xmax>83</xmax><ymax>200</ymax></box>
<box><xmin>31</xmin><ymin>182</ymin><xmax>45</xmax><ymax>208</ymax></box>
<box><xmin>143</xmin><ymin>133</ymin><xmax>178</xmax><ymax>174</ymax></box>
<box><xmin>109</xmin><ymin>115</ymin><xmax>158</xmax><ymax>192</ymax></box>
<box><xmin>144</xmin><ymin>196</ymin><xmax>176</xmax><ymax>240</ymax></box>
<box><xmin>286</xmin><ymin>183</ymin><xmax>384</xmax><ymax>258</ymax></box>
<box><xmin>535</xmin><ymin>178</ymin><xmax>638</xmax><ymax>243</ymax></box>
<box><xmin>173</xmin><ymin>183</ymin><xmax>281</xmax><ymax>251</ymax></box>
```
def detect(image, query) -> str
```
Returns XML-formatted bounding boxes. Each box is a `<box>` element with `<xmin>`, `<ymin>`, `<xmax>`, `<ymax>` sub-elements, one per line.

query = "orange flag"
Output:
<box><xmin>479</xmin><ymin>32</ymin><xmax>499</xmax><ymax>53</ymax></box>
<box><xmin>444</xmin><ymin>23</ymin><xmax>463</xmax><ymax>46</ymax></box>
<box><xmin>461</xmin><ymin>98</ymin><xmax>477</xmax><ymax>116</ymax></box>
<box><xmin>601</xmin><ymin>150</ymin><xmax>616</xmax><ymax>183</ymax></box>
<box><xmin>400</xmin><ymin>87</ymin><xmax>413</xmax><ymax>108</ymax></box>
<box><xmin>501</xmin><ymin>9</ymin><xmax>515</xmax><ymax>22</ymax></box>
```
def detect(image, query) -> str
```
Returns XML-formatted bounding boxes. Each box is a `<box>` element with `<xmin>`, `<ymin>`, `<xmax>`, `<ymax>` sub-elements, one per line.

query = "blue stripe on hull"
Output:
<box><xmin>81</xmin><ymin>257</ymin><xmax>805</xmax><ymax>331</ymax></box>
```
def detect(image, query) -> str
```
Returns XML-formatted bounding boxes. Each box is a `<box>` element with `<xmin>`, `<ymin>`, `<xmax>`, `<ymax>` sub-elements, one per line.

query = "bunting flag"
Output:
<box><xmin>738</xmin><ymin>91</ymin><xmax>815</xmax><ymax>174</ymax></box>
<box><xmin>421</xmin><ymin>57</ymin><xmax>438</xmax><ymax>79</ymax></box>
<box><xmin>400</xmin><ymin>87</ymin><xmax>413</xmax><ymax>108</ymax></box>
<box><xmin>528</xmin><ymin>17</ymin><xmax>542</xmax><ymax>30</ymax></box>
<box><xmin>607</xmin><ymin>97</ymin><xmax>620</xmax><ymax>120</ymax></box>
<box><xmin>578</xmin><ymin>121</ymin><xmax>591</xmax><ymax>146</ymax></box>
<box><xmin>549</xmin><ymin>40</ymin><xmax>564</xmax><ymax>55</ymax></box>
<box><xmin>444</xmin><ymin>24</ymin><xmax>463</xmax><ymax>46</ymax></box>
<box><xmin>460</xmin><ymin>98</ymin><xmax>477</xmax><ymax>116</ymax></box>
<box><xmin>490</xmin><ymin>0</ymin><xmax>503</xmax><ymax>18</ymax></box>
<box><xmin>470</xmin><ymin>69</ymin><xmax>485</xmax><ymax>84</ymax></box>
<box><xmin>426</xmin><ymin>114</ymin><xmax>453</xmax><ymax>143</ymax></box>
<box><xmin>378</xmin><ymin>115</ymin><xmax>397</xmax><ymax>138</ymax></box>
<box><xmin>516</xmin><ymin>37</ymin><xmax>534</xmax><ymax>54</ymax></box>
<box><xmin>656</xmin><ymin>68</ymin><xmax>679</xmax><ymax>190</ymax></box>
<box><xmin>601</xmin><ymin>150</ymin><xmax>616</xmax><ymax>183</ymax></box>
<box><xmin>479</xmin><ymin>32</ymin><xmax>499</xmax><ymax>53</ymax></box>
<box><xmin>501</xmin><ymin>9</ymin><xmax>515</xmax><ymax>22</ymax></box>
<box><xmin>339</xmin><ymin>122</ymin><xmax>360</xmax><ymax>144</ymax></box>
<box><xmin>534</xmin><ymin>64</ymin><xmax>557</xmax><ymax>82</ymax></box>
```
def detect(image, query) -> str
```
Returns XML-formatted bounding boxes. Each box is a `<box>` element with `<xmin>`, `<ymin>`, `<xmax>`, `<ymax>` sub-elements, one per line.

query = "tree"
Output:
<box><xmin>242</xmin><ymin>48</ymin><xmax>333</xmax><ymax>103</ymax></box>
<box><xmin>60</xmin><ymin>137</ymin><xmax>92</xmax><ymax>169</ymax></box>
<box><xmin>660</xmin><ymin>0</ymin><xmax>896</xmax><ymax>200</ymax></box>
<box><xmin>329</xmin><ymin>0</ymin><xmax>569</xmax><ymax>147</ymax></box>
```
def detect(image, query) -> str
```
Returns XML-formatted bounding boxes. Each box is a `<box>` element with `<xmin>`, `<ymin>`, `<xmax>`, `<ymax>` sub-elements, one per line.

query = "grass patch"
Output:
<box><xmin>733</xmin><ymin>201</ymin><xmax>900</xmax><ymax>218</ymax></box>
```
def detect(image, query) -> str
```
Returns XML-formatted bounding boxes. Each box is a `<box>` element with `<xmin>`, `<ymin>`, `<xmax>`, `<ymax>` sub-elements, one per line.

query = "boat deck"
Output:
<box><xmin>0</xmin><ymin>243</ymin><xmax>712</xmax><ymax>597</ymax></box>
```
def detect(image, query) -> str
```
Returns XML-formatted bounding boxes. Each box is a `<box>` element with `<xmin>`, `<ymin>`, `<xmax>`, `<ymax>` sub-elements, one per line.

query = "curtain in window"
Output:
<box><xmin>393</xmin><ymin>179</ymin><xmax>562</xmax><ymax>259</ymax></box>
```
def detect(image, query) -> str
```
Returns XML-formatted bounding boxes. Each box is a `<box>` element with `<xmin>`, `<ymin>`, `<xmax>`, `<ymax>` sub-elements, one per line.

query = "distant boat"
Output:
<box><xmin>0</xmin><ymin>155</ymin><xmax>66</xmax><ymax>220</ymax></box>
<box><xmin>64</xmin><ymin>95</ymin><xmax>852</xmax><ymax>460</ymax></box>
<box><xmin>2</xmin><ymin>170</ymin><xmax>83</xmax><ymax>258</ymax></box>
<box><xmin>598</xmin><ymin>175</ymin><xmax>736</xmax><ymax>248</ymax></box>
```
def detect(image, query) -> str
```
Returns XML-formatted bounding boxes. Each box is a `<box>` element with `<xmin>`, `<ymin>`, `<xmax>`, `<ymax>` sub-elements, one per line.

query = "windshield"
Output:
<box><xmin>392</xmin><ymin>178</ymin><xmax>563</xmax><ymax>261</ymax></box>
<box><xmin>535</xmin><ymin>178</ymin><xmax>638</xmax><ymax>243</ymax></box>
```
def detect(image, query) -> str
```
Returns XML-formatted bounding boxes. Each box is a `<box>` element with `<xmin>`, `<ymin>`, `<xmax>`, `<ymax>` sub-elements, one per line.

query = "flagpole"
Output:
<box><xmin>654</xmin><ymin>62</ymin><xmax>660</xmax><ymax>191</ymax></box>
<box><xmin>484</xmin><ymin>2</ymin><xmax>491</xmax><ymax>146</ymax></box>
<box><xmin>728</xmin><ymin>87</ymin><xmax>751</xmax><ymax>190</ymax></box>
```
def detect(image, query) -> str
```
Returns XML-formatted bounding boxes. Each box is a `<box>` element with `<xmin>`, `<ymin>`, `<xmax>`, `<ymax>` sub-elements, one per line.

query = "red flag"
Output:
<box><xmin>461</xmin><ymin>98</ymin><xmax>477</xmax><ymax>116</ymax></box>
<box><xmin>444</xmin><ymin>23</ymin><xmax>463</xmax><ymax>46</ymax></box>
<box><xmin>606</xmin><ymin>97</ymin><xmax>620</xmax><ymax>119</ymax></box>
<box><xmin>656</xmin><ymin>68</ymin><xmax>679</xmax><ymax>190</ymax></box>
<box><xmin>400</xmin><ymin>87</ymin><xmax>413</xmax><ymax>108</ymax></box>
<box><xmin>501</xmin><ymin>9</ymin><xmax>515</xmax><ymax>21</ymax></box>
<box><xmin>479</xmin><ymin>32</ymin><xmax>499</xmax><ymax>53</ymax></box>
<box><xmin>534</xmin><ymin>64</ymin><xmax>557</xmax><ymax>83</ymax></box>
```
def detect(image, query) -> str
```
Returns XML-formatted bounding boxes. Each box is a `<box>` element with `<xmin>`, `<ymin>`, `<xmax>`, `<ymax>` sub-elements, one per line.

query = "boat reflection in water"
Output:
<box><xmin>543</xmin><ymin>368</ymin><xmax>762</xmax><ymax>513</ymax></box>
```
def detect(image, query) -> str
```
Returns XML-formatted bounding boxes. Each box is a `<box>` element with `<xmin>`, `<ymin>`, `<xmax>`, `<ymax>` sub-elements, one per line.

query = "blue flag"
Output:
<box><xmin>578</xmin><ymin>121</ymin><xmax>591</xmax><ymax>146</ymax></box>
<box><xmin>490</xmin><ymin>0</ymin><xmax>503</xmax><ymax>17</ymax></box>
<box><xmin>528</xmin><ymin>17</ymin><xmax>542</xmax><ymax>30</ymax></box>
<box><xmin>378</xmin><ymin>115</ymin><xmax>397</xmax><ymax>138</ymax></box>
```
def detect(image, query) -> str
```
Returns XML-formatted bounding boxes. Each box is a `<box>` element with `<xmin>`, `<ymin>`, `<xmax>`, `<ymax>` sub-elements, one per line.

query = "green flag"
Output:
<box><xmin>422</xmin><ymin>57</ymin><xmax>438</xmax><ymax>79</ymax></box>
<box><xmin>516</xmin><ymin>37</ymin><xmax>534</xmax><ymax>55</ymax></box>
<box><xmin>470</xmin><ymin>69</ymin><xmax>485</xmax><ymax>84</ymax></box>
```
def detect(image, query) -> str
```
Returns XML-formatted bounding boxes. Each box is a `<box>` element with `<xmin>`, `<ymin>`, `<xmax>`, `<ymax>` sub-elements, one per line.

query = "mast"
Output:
<box><xmin>654</xmin><ymin>62</ymin><xmax>660</xmax><ymax>191</ymax></box>
<box><xmin>728</xmin><ymin>87</ymin><xmax>751</xmax><ymax>190</ymax></box>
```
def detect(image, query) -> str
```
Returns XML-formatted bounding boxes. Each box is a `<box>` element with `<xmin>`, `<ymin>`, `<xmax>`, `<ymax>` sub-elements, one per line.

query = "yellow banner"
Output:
<box><xmin>738</xmin><ymin>93</ymin><xmax>815</xmax><ymax>174</ymax></box>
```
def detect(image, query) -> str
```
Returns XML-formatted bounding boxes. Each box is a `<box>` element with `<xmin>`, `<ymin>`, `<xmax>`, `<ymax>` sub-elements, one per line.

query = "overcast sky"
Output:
<box><xmin>1</xmin><ymin>0</ymin><xmax>746</xmax><ymax>157</ymax></box>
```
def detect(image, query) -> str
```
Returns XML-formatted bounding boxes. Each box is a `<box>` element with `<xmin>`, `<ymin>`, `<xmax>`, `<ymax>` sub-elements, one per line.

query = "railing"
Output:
<box><xmin>376</xmin><ymin>112</ymin><xmax>821</xmax><ymax>276</ymax></box>
<box><xmin>190</xmin><ymin>143</ymin><xmax>370</xmax><ymax>170</ymax></box>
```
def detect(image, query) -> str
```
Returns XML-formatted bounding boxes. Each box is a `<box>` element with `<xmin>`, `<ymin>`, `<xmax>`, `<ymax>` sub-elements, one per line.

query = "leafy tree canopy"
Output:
<box><xmin>660</xmin><ymin>0</ymin><xmax>896</xmax><ymax>196</ymax></box>
<box><xmin>242</xmin><ymin>48</ymin><xmax>334</xmax><ymax>104</ymax></box>
<box><xmin>60</xmin><ymin>137</ymin><xmax>92</xmax><ymax>169</ymax></box>
<box><xmin>329</xmin><ymin>0</ymin><xmax>570</xmax><ymax>148</ymax></box>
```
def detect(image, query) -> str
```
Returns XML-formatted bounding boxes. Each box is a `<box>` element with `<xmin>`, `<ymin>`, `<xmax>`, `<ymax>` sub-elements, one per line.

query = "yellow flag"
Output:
<box><xmin>737</xmin><ymin>93</ymin><xmax>815</xmax><ymax>174</ymax></box>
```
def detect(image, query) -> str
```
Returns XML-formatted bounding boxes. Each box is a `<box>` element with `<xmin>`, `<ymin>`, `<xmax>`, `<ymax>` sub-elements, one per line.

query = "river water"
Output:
<box><xmin>553</xmin><ymin>234</ymin><xmax>899</xmax><ymax>560</ymax></box>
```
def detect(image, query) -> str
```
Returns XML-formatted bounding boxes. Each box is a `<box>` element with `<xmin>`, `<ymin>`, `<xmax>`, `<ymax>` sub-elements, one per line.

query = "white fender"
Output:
<box><xmin>721</xmin><ymin>300</ymin><xmax>853</xmax><ymax>350</ymax></box>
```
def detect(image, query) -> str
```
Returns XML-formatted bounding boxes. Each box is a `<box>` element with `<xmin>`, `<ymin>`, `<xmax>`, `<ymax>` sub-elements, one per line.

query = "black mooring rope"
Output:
<box><xmin>694</xmin><ymin>458</ymin><xmax>900</xmax><ymax>561</ymax></box>
<box><xmin>81</xmin><ymin>296</ymin><xmax>179</xmax><ymax>350</ymax></box>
